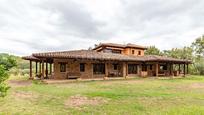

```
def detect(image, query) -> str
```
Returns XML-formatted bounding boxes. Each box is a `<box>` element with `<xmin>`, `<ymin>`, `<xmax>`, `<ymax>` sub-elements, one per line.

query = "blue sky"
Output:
<box><xmin>0</xmin><ymin>0</ymin><xmax>203</xmax><ymax>56</ymax></box>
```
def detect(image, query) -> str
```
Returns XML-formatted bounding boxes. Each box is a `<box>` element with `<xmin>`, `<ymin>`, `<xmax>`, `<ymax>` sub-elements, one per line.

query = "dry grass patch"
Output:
<box><xmin>137</xmin><ymin>97</ymin><xmax>184</xmax><ymax>110</ymax></box>
<box><xmin>13</xmin><ymin>91</ymin><xmax>38</xmax><ymax>100</ymax></box>
<box><xmin>190</xmin><ymin>83</ymin><xmax>204</xmax><ymax>89</ymax></box>
<box><xmin>65</xmin><ymin>95</ymin><xmax>108</xmax><ymax>109</ymax></box>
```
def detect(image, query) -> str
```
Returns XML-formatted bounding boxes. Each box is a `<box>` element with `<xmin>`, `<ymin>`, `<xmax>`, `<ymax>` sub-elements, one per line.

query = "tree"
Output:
<box><xmin>145</xmin><ymin>46</ymin><xmax>162</xmax><ymax>55</ymax></box>
<box><xmin>193</xmin><ymin>57</ymin><xmax>204</xmax><ymax>75</ymax></box>
<box><xmin>163</xmin><ymin>47</ymin><xmax>193</xmax><ymax>60</ymax></box>
<box><xmin>0</xmin><ymin>65</ymin><xmax>9</xmax><ymax>97</ymax></box>
<box><xmin>192</xmin><ymin>35</ymin><xmax>204</xmax><ymax>57</ymax></box>
<box><xmin>162</xmin><ymin>47</ymin><xmax>196</xmax><ymax>74</ymax></box>
<box><xmin>0</xmin><ymin>53</ymin><xmax>16</xmax><ymax>97</ymax></box>
<box><xmin>191</xmin><ymin>35</ymin><xmax>204</xmax><ymax>75</ymax></box>
<box><xmin>0</xmin><ymin>53</ymin><xmax>17</xmax><ymax>70</ymax></box>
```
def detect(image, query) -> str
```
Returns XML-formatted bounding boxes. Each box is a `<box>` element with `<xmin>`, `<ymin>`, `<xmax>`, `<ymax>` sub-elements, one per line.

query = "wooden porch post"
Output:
<box><xmin>50</xmin><ymin>63</ymin><xmax>52</xmax><ymax>75</ymax></box>
<box><xmin>116</xmin><ymin>63</ymin><xmax>119</xmax><ymax>77</ymax></box>
<box><xmin>35</xmin><ymin>62</ymin><xmax>38</xmax><ymax>77</ymax></box>
<box><xmin>46</xmin><ymin>62</ymin><xmax>48</xmax><ymax>78</ymax></box>
<box><xmin>155</xmin><ymin>63</ymin><xmax>159</xmax><ymax>77</ymax></box>
<box><xmin>41</xmin><ymin>60</ymin><xmax>44</xmax><ymax>80</ymax></box>
<box><xmin>122</xmin><ymin>62</ymin><xmax>127</xmax><ymax>78</ymax></box>
<box><xmin>184</xmin><ymin>63</ymin><xmax>186</xmax><ymax>77</ymax></box>
<box><xmin>169</xmin><ymin>63</ymin><xmax>172</xmax><ymax>76</ymax></box>
<box><xmin>39</xmin><ymin>62</ymin><xmax>41</xmax><ymax>77</ymax></box>
<box><xmin>126</xmin><ymin>63</ymin><xmax>128</xmax><ymax>77</ymax></box>
<box><xmin>179</xmin><ymin>64</ymin><xmax>181</xmax><ymax>74</ymax></box>
<box><xmin>105</xmin><ymin>63</ymin><xmax>109</xmax><ymax>79</ymax></box>
<box><xmin>29</xmin><ymin>60</ymin><xmax>33</xmax><ymax>79</ymax></box>
<box><xmin>171</xmin><ymin>63</ymin><xmax>174</xmax><ymax>78</ymax></box>
<box><xmin>170</xmin><ymin>63</ymin><xmax>173</xmax><ymax>76</ymax></box>
<box><xmin>187</xmin><ymin>64</ymin><xmax>189</xmax><ymax>74</ymax></box>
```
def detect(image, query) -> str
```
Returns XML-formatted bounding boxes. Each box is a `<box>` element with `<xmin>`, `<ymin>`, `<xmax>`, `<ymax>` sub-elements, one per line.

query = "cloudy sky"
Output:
<box><xmin>0</xmin><ymin>0</ymin><xmax>203</xmax><ymax>56</ymax></box>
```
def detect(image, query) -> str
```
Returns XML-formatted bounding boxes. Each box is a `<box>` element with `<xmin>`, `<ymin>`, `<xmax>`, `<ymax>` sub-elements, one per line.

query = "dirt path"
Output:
<box><xmin>8</xmin><ymin>80</ymin><xmax>32</xmax><ymax>87</ymax></box>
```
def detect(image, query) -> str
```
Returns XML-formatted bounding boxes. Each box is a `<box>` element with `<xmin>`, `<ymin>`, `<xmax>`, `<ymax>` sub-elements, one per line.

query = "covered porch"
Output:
<box><xmin>24</xmin><ymin>58</ymin><xmax>191</xmax><ymax>80</ymax></box>
<box><xmin>23</xmin><ymin>56</ymin><xmax>54</xmax><ymax>80</ymax></box>
<box><xmin>22</xmin><ymin>50</ymin><xmax>192</xmax><ymax>80</ymax></box>
<box><xmin>139</xmin><ymin>61</ymin><xmax>191</xmax><ymax>77</ymax></box>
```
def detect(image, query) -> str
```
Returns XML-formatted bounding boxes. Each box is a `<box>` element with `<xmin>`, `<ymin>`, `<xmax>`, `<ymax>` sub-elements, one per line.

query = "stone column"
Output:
<box><xmin>105</xmin><ymin>63</ymin><xmax>109</xmax><ymax>79</ymax></box>
<box><xmin>90</xmin><ymin>63</ymin><xmax>93</xmax><ymax>78</ymax></box>
<box><xmin>122</xmin><ymin>62</ymin><xmax>127</xmax><ymax>78</ymax></box>
<box><xmin>137</xmin><ymin>65</ymin><xmax>140</xmax><ymax>76</ymax></box>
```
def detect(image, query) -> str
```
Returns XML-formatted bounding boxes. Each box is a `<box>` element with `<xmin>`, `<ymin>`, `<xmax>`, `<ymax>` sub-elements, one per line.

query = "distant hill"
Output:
<box><xmin>0</xmin><ymin>53</ymin><xmax>30</xmax><ymax>75</ymax></box>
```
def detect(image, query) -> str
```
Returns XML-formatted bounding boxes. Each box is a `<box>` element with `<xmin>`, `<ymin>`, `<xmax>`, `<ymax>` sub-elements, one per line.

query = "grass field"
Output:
<box><xmin>1</xmin><ymin>75</ymin><xmax>204</xmax><ymax>115</ymax></box>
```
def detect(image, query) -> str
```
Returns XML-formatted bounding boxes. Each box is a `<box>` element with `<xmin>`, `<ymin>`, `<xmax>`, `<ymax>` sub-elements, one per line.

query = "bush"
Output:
<box><xmin>0</xmin><ymin>65</ymin><xmax>9</xmax><ymax>97</ymax></box>
<box><xmin>194</xmin><ymin>59</ymin><xmax>204</xmax><ymax>75</ymax></box>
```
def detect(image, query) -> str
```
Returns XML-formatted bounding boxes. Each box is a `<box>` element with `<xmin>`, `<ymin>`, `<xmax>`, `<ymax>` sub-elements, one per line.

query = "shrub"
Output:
<box><xmin>0</xmin><ymin>65</ymin><xmax>10</xmax><ymax>97</ymax></box>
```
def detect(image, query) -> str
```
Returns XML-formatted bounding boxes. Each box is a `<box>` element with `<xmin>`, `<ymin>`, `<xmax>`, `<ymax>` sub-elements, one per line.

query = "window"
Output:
<box><xmin>149</xmin><ymin>65</ymin><xmax>153</xmax><ymax>70</ymax></box>
<box><xmin>142</xmin><ymin>65</ymin><xmax>147</xmax><ymax>71</ymax></box>
<box><xmin>112</xmin><ymin>50</ymin><xmax>121</xmax><ymax>54</ymax></box>
<box><xmin>60</xmin><ymin>63</ymin><xmax>66</xmax><ymax>72</ymax></box>
<box><xmin>80</xmin><ymin>63</ymin><xmax>85</xmax><ymax>72</ymax></box>
<box><xmin>93</xmin><ymin>63</ymin><xmax>105</xmax><ymax>74</ymax></box>
<box><xmin>138</xmin><ymin>51</ymin><xmax>141</xmax><ymax>55</ymax></box>
<box><xmin>132</xmin><ymin>50</ymin><xmax>135</xmax><ymax>54</ymax></box>
<box><xmin>103</xmin><ymin>49</ymin><xmax>112</xmax><ymax>53</ymax></box>
<box><xmin>113</xmin><ymin>64</ymin><xmax>118</xmax><ymax>70</ymax></box>
<box><xmin>103</xmin><ymin>49</ymin><xmax>121</xmax><ymax>54</ymax></box>
<box><xmin>128</xmin><ymin>64</ymin><xmax>138</xmax><ymax>74</ymax></box>
<box><xmin>160</xmin><ymin>65</ymin><xmax>167</xmax><ymax>71</ymax></box>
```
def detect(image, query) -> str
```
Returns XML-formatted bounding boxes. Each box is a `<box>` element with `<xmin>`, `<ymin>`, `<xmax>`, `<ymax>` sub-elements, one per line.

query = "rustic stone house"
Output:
<box><xmin>23</xmin><ymin>43</ymin><xmax>191</xmax><ymax>80</ymax></box>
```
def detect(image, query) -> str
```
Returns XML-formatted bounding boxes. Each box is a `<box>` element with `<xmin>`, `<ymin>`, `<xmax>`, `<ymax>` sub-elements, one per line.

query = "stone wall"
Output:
<box><xmin>52</xmin><ymin>58</ymin><xmax>174</xmax><ymax>79</ymax></box>
<box><xmin>53</xmin><ymin>59</ymin><xmax>124</xmax><ymax>79</ymax></box>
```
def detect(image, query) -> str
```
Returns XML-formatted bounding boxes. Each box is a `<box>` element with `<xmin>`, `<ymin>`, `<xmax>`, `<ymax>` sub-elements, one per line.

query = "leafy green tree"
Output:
<box><xmin>193</xmin><ymin>57</ymin><xmax>204</xmax><ymax>75</ymax></box>
<box><xmin>162</xmin><ymin>47</ymin><xmax>196</xmax><ymax>74</ymax></box>
<box><xmin>163</xmin><ymin>47</ymin><xmax>193</xmax><ymax>60</ymax></box>
<box><xmin>0</xmin><ymin>65</ymin><xmax>9</xmax><ymax>97</ymax></box>
<box><xmin>0</xmin><ymin>53</ymin><xmax>17</xmax><ymax>97</ymax></box>
<box><xmin>190</xmin><ymin>36</ymin><xmax>204</xmax><ymax>75</ymax></box>
<box><xmin>192</xmin><ymin>35</ymin><xmax>204</xmax><ymax>57</ymax></box>
<box><xmin>0</xmin><ymin>53</ymin><xmax>17</xmax><ymax>70</ymax></box>
<box><xmin>145</xmin><ymin>46</ymin><xmax>162</xmax><ymax>55</ymax></box>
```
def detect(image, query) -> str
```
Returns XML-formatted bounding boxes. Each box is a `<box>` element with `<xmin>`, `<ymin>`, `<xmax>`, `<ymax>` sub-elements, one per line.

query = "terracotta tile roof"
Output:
<box><xmin>32</xmin><ymin>50</ymin><xmax>143</xmax><ymax>61</ymax></box>
<box><xmin>24</xmin><ymin>50</ymin><xmax>191</xmax><ymax>63</ymax></box>
<box><xmin>143</xmin><ymin>55</ymin><xmax>191</xmax><ymax>63</ymax></box>
<box><xmin>93</xmin><ymin>43</ymin><xmax>147</xmax><ymax>50</ymax></box>
<box><xmin>126</xmin><ymin>43</ymin><xmax>147</xmax><ymax>49</ymax></box>
<box><xmin>22</xmin><ymin>55</ymin><xmax>41</xmax><ymax>61</ymax></box>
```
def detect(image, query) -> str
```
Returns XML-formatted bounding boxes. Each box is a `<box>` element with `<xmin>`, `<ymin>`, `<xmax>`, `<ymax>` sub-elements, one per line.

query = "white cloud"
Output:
<box><xmin>0</xmin><ymin>0</ymin><xmax>203</xmax><ymax>56</ymax></box>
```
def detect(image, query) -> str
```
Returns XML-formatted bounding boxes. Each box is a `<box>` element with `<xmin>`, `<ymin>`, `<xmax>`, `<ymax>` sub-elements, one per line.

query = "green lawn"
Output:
<box><xmin>1</xmin><ymin>75</ymin><xmax>204</xmax><ymax>115</ymax></box>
